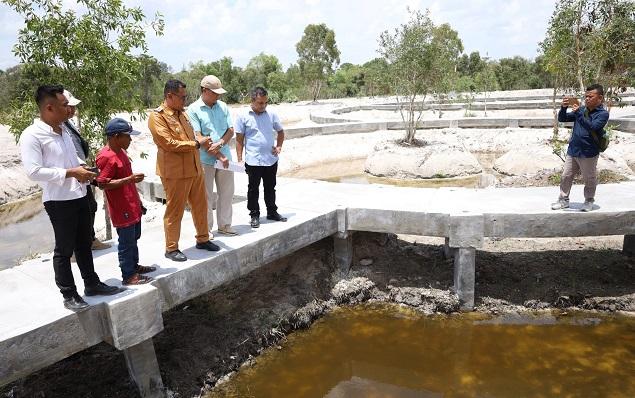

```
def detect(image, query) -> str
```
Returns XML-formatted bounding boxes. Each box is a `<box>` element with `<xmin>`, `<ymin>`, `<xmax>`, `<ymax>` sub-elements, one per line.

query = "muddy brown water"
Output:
<box><xmin>207</xmin><ymin>303</ymin><xmax>635</xmax><ymax>398</ymax></box>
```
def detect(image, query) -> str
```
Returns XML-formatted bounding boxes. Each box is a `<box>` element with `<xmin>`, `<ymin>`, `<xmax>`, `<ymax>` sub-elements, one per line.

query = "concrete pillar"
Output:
<box><xmin>333</xmin><ymin>232</ymin><xmax>353</xmax><ymax>275</ymax></box>
<box><xmin>123</xmin><ymin>339</ymin><xmax>165</xmax><ymax>398</ymax></box>
<box><xmin>624</xmin><ymin>235</ymin><xmax>635</xmax><ymax>257</ymax></box>
<box><xmin>443</xmin><ymin>237</ymin><xmax>456</xmax><ymax>259</ymax></box>
<box><xmin>453</xmin><ymin>247</ymin><xmax>476</xmax><ymax>311</ymax></box>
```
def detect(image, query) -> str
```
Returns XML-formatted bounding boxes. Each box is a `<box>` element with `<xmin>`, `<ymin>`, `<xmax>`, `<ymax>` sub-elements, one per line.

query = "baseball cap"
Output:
<box><xmin>200</xmin><ymin>75</ymin><xmax>227</xmax><ymax>94</ymax></box>
<box><xmin>105</xmin><ymin>118</ymin><xmax>141</xmax><ymax>136</ymax></box>
<box><xmin>63</xmin><ymin>90</ymin><xmax>81</xmax><ymax>106</ymax></box>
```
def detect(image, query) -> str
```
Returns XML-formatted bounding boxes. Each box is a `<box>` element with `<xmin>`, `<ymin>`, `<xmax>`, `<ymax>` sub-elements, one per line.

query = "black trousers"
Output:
<box><xmin>86</xmin><ymin>185</ymin><xmax>97</xmax><ymax>241</ymax></box>
<box><xmin>44</xmin><ymin>196</ymin><xmax>100</xmax><ymax>298</ymax></box>
<box><xmin>245</xmin><ymin>162</ymin><xmax>278</xmax><ymax>217</ymax></box>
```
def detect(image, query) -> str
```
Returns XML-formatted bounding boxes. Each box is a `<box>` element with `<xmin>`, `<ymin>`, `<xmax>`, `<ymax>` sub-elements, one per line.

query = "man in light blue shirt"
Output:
<box><xmin>235</xmin><ymin>86</ymin><xmax>286</xmax><ymax>228</ymax></box>
<box><xmin>187</xmin><ymin>75</ymin><xmax>237</xmax><ymax>235</ymax></box>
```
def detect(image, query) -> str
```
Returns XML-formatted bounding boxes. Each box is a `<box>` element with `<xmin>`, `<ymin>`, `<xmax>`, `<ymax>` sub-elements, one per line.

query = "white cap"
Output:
<box><xmin>200</xmin><ymin>75</ymin><xmax>227</xmax><ymax>94</ymax></box>
<box><xmin>63</xmin><ymin>90</ymin><xmax>81</xmax><ymax>106</ymax></box>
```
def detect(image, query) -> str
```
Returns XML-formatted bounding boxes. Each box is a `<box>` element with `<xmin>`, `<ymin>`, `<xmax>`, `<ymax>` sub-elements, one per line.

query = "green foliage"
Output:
<box><xmin>177</xmin><ymin>57</ymin><xmax>245</xmax><ymax>104</ymax></box>
<box><xmin>3</xmin><ymin>0</ymin><xmax>164</xmax><ymax>153</ymax></box>
<box><xmin>540</xmin><ymin>0</ymin><xmax>635</xmax><ymax>94</ymax></box>
<box><xmin>138</xmin><ymin>54</ymin><xmax>169</xmax><ymax>108</ymax></box>
<box><xmin>296</xmin><ymin>23</ymin><xmax>341</xmax><ymax>101</ymax></box>
<box><xmin>378</xmin><ymin>8</ymin><xmax>463</xmax><ymax>143</ymax></box>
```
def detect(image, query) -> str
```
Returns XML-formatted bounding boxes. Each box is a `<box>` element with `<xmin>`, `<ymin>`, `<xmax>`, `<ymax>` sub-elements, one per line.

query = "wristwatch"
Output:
<box><xmin>195</xmin><ymin>140</ymin><xmax>201</xmax><ymax>149</ymax></box>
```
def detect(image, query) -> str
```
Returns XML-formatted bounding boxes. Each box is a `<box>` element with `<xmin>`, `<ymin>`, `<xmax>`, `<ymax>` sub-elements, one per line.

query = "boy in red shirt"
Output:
<box><xmin>96</xmin><ymin>118</ymin><xmax>155</xmax><ymax>285</ymax></box>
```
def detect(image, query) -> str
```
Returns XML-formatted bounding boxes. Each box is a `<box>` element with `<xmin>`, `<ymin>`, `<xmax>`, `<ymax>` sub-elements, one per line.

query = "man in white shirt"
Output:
<box><xmin>19</xmin><ymin>85</ymin><xmax>121</xmax><ymax>311</ymax></box>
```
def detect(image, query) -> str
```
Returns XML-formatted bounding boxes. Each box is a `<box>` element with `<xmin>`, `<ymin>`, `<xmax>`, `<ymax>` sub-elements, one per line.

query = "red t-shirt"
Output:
<box><xmin>96</xmin><ymin>146</ymin><xmax>142</xmax><ymax>228</ymax></box>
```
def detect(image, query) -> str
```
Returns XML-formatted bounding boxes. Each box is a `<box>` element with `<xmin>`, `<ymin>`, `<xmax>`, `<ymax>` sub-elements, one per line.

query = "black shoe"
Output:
<box><xmin>250</xmin><ymin>216</ymin><xmax>260</xmax><ymax>228</ymax></box>
<box><xmin>195</xmin><ymin>240</ymin><xmax>220</xmax><ymax>251</ymax></box>
<box><xmin>267</xmin><ymin>212</ymin><xmax>287</xmax><ymax>222</ymax></box>
<box><xmin>165</xmin><ymin>250</ymin><xmax>187</xmax><ymax>262</ymax></box>
<box><xmin>84</xmin><ymin>282</ymin><xmax>122</xmax><ymax>297</ymax></box>
<box><xmin>63</xmin><ymin>294</ymin><xmax>89</xmax><ymax>311</ymax></box>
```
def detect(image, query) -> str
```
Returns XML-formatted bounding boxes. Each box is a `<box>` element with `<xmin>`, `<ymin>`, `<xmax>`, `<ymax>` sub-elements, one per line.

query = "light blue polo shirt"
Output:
<box><xmin>186</xmin><ymin>97</ymin><xmax>233</xmax><ymax>165</ymax></box>
<box><xmin>235</xmin><ymin>110</ymin><xmax>283</xmax><ymax>167</ymax></box>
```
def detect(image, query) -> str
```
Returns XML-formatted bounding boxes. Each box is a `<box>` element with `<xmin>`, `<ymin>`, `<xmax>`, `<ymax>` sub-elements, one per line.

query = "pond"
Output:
<box><xmin>282</xmin><ymin>158</ymin><xmax>496</xmax><ymax>189</ymax></box>
<box><xmin>207</xmin><ymin>303</ymin><xmax>635</xmax><ymax>397</ymax></box>
<box><xmin>0</xmin><ymin>193</ymin><xmax>53</xmax><ymax>270</ymax></box>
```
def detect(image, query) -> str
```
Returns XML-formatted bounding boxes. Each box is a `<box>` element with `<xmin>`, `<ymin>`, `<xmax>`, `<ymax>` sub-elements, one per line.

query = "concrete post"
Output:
<box><xmin>333</xmin><ymin>232</ymin><xmax>353</xmax><ymax>275</ymax></box>
<box><xmin>453</xmin><ymin>247</ymin><xmax>476</xmax><ymax>311</ymax></box>
<box><xmin>624</xmin><ymin>235</ymin><xmax>635</xmax><ymax>257</ymax></box>
<box><xmin>443</xmin><ymin>237</ymin><xmax>456</xmax><ymax>259</ymax></box>
<box><xmin>123</xmin><ymin>339</ymin><xmax>165</xmax><ymax>398</ymax></box>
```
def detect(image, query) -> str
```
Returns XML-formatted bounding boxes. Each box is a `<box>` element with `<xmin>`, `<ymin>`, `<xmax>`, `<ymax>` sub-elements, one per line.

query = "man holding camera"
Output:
<box><xmin>19</xmin><ymin>85</ymin><xmax>121</xmax><ymax>311</ymax></box>
<box><xmin>96</xmin><ymin>118</ymin><xmax>155</xmax><ymax>285</ymax></box>
<box><xmin>551</xmin><ymin>84</ymin><xmax>609</xmax><ymax>212</ymax></box>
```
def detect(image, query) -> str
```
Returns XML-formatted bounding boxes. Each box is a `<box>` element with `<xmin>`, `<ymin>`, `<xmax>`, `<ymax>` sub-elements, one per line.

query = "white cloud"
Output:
<box><xmin>0</xmin><ymin>0</ymin><xmax>558</xmax><ymax>71</ymax></box>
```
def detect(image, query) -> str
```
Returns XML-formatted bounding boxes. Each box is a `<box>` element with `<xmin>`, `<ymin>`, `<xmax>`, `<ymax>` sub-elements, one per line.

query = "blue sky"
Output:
<box><xmin>0</xmin><ymin>0</ymin><xmax>557</xmax><ymax>71</ymax></box>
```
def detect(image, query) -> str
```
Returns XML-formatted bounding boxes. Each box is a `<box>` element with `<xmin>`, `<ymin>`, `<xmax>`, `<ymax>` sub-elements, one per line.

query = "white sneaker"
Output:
<box><xmin>218</xmin><ymin>225</ymin><xmax>238</xmax><ymax>236</ymax></box>
<box><xmin>581</xmin><ymin>200</ymin><xmax>594</xmax><ymax>212</ymax></box>
<box><xmin>550</xmin><ymin>198</ymin><xmax>570</xmax><ymax>210</ymax></box>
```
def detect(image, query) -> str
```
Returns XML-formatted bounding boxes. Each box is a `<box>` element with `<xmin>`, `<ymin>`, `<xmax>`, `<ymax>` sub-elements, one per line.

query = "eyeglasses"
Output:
<box><xmin>171</xmin><ymin>93</ymin><xmax>188</xmax><ymax>101</ymax></box>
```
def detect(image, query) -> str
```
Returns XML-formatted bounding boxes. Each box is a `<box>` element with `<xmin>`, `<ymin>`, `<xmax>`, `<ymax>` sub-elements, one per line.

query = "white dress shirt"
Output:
<box><xmin>19</xmin><ymin>118</ymin><xmax>87</xmax><ymax>202</ymax></box>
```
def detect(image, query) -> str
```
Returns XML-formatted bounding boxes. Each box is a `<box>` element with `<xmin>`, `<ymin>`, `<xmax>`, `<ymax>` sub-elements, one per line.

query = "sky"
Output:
<box><xmin>0</xmin><ymin>0</ymin><xmax>558</xmax><ymax>72</ymax></box>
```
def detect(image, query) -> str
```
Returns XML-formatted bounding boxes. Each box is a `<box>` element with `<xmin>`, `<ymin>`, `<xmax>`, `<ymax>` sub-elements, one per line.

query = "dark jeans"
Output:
<box><xmin>86</xmin><ymin>185</ymin><xmax>97</xmax><ymax>241</ymax></box>
<box><xmin>116</xmin><ymin>221</ymin><xmax>141</xmax><ymax>280</ymax></box>
<box><xmin>43</xmin><ymin>196</ymin><xmax>100</xmax><ymax>299</ymax></box>
<box><xmin>245</xmin><ymin>162</ymin><xmax>278</xmax><ymax>217</ymax></box>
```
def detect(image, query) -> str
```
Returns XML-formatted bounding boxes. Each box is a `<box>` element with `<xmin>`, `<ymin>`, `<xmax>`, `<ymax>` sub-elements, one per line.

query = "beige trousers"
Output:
<box><xmin>161</xmin><ymin>175</ymin><xmax>209</xmax><ymax>252</ymax></box>
<box><xmin>203</xmin><ymin>164</ymin><xmax>234</xmax><ymax>230</ymax></box>
<box><xmin>559</xmin><ymin>155</ymin><xmax>599</xmax><ymax>201</ymax></box>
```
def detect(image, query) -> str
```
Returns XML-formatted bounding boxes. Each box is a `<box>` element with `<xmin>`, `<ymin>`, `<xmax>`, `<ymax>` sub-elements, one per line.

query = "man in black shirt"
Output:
<box><xmin>63</xmin><ymin>90</ymin><xmax>111</xmax><ymax>250</ymax></box>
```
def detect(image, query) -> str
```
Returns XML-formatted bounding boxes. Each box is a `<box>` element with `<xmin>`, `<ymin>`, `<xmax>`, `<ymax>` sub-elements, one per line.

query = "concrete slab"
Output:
<box><xmin>3</xmin><ymin>178</ymin><xmax>635</xmax><ymax>391</ymax></box>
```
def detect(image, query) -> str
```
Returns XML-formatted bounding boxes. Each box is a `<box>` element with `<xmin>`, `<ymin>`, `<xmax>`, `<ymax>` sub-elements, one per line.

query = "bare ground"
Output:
<box><xmin>2</xmin><ymin>232</ymin><xmax>634</xmax><ymax>398</ymax></box>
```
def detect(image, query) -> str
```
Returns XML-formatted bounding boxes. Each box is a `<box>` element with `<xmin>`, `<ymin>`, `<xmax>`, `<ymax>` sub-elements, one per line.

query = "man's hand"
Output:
<box><xmin>221</xmin><ymin>158</ymin><xmax>229</xmax><ymax>169</ymax></box>
<box><xmin>130</xmin><ymin>173</ymin><xmax>145</xmax><ymax>183</ymax></box>
<box><xmin>571</xmin><ymin>103</ymin><xmax>580</xmax><ymax>112</ymax></box>
<box><xmin>67</xmin><ymin>166</ymin><xmax>97</xmax><ymax>183</ymax></box>
<box><xmin>272</xmin><ymin>146</ymin><xmax>282</xmax><ymax>156</ymax></box>
<box><xmin>562</xmin><ymin>97</ymin><xmax>570</xmax><ymax>108</ymax></box>
<box><xmin>196</xmin><ymin>136</ymin><xmax>211</xmax><ymax>149</ymax></box>
<box><xmin>208</xmin><ymin>140</ymin><xmax>223</xmax><ymax>154</ymax></box>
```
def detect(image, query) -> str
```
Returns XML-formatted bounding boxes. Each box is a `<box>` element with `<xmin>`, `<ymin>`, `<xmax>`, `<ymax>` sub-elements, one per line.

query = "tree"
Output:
<box><xmin>540</xmin><ymin>0</ymin><xmax>635</xmax><ymax>95</ymax></box>
<box><xmin>296</xmin><ymin>23</ymin><xmax>341</xmax><ymax>102</ymax></box>
<box><xmin>362</xmin><ymin>58</ymin><xmax>391</xmax><ymax>97</ymax></box>
<box><xmin>494</xmin><ymin>56</ymin><xmax>534</xmax><ymax>90</ymax></box>
<box><xmin>178</xmin><ymin>57</ymin><xmax>244</xmax><ymax>103</ymax></box>
<box><xmin>378</xmin><ymin>8</ymin><xmax>463</xmax><ymax>144</ymax></box>
<box><xmin>138</xmin><ymin>54</ymin><xmax>169</xmax><ymax>108</ymax></box>
<box><xmin>4</xmin><ymin>0</ymin><xmax>164</xmax><ymax>145</ymax></box>
<box><xmin>3</xmin><ymin>0</ymin><xmax>164</xmax><ymax>238</ymax></box>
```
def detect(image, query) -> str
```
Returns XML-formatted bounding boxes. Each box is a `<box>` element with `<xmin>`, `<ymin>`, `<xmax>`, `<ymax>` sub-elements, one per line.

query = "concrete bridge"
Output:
<box><xmin>2</xmin><ymin>174</ymin><xmax>635</xmax><ymax>397</ymax></box>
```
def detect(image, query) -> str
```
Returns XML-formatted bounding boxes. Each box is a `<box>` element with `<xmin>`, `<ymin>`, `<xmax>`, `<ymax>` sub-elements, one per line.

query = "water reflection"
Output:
<box><xmin>207</xmin><ymin>304</ymin><xmax>635</xmax><ymax>397</ymax></box>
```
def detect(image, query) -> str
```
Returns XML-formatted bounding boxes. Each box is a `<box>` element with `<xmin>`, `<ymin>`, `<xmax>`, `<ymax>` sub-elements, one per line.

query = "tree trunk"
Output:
<box><xmin>575</xmin><ymin>0</ymin><xmax>585</xmax><ymax>93</ymax></box>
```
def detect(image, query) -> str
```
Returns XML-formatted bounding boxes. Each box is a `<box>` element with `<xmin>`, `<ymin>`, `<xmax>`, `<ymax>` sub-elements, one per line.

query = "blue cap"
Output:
<box><xmin>105</xmin><ymin>118</ymin><xmax>141</xmax><ymax>136</ymax></box>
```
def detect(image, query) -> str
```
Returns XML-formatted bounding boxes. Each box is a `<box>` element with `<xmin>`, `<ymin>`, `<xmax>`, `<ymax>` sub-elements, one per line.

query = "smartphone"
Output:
<box><xmin>85</xmin><ymin>166</ymin><xmax>100</xmax><ymax>176</ymax></box>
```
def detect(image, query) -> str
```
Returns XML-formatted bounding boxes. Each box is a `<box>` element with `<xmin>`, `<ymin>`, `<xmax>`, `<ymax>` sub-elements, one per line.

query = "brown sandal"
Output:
<box><xmin>123</xmin><ymin>273</ymin><xmax>153</xmax><ymax>285</ymax></box>
<box><xmin>136</xmin><ymin>265</ymin><xmax>156</xmax><ymax>274</ymax></box>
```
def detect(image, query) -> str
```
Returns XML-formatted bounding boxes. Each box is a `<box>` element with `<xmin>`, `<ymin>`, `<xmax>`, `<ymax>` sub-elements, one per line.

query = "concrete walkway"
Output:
<box><xmin>2</xmin><ymin>177</ymin><xmax>635</xmax><ymax>397</ymax></box>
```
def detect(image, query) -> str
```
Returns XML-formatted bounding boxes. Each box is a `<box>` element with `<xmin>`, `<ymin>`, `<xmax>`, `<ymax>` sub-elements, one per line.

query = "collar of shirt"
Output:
<box><xmin>194</xmin><ymin>97</ymin><xmax>219</xmax><ymax>110</ymax></box>
<box><xmin>34</xmin><ymin>118</ymin><xmax>64</xmax><ymax>135</ymax></box>
<box><xmin>161</xmin><ymin>101</ymin><xmax>180</xmax><ymax>116</ymax></box>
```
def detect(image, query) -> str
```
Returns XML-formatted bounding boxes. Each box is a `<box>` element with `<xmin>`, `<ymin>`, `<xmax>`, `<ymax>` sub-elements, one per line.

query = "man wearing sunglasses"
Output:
<box><xmin>148</xmin><ymin>79</ymin><xmax>220</xmax><ymax>262</ymax></box>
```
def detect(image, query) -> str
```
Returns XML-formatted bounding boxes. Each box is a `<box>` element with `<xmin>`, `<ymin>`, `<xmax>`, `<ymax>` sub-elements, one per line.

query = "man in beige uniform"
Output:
<box><xmin>148</xmin><ymin>79</ymin><xmax>220</xmax><ymax>262</ymax></box>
